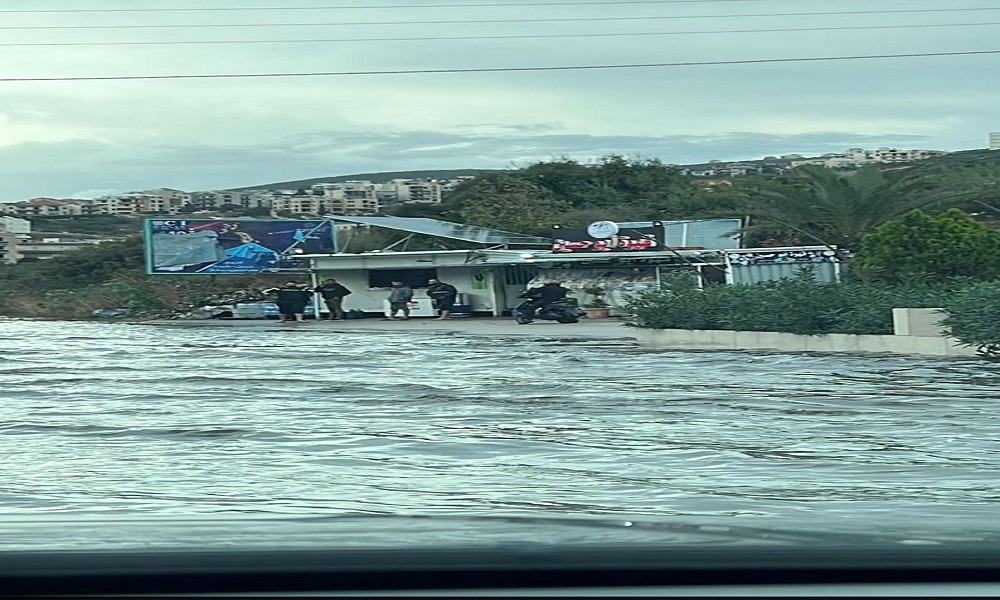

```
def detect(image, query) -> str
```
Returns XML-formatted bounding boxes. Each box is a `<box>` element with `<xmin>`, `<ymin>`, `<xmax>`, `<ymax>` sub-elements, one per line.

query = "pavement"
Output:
<box><xmin>138</xmin><ymin>316</ymin><xmax>640</xmax><ymax>340</ymax></box>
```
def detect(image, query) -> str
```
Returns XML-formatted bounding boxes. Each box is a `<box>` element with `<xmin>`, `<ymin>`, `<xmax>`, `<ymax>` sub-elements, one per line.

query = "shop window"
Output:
<box><xmin>368</xmin><ymin>268</ymin><xmax>438</xmax><ymax>289</ymax></box>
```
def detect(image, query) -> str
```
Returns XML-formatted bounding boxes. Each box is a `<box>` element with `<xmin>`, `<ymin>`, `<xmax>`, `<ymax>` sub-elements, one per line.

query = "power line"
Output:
<box><xmin>2</xmin><ymin>49</ymin><xmax>997</xmax><ymax>82</ymax></box>
<box><xmin>0</xmin><ymin>0</ymin><xmax>841</xmax><ymax>13</ymax></box>
<box><xmin>2</xmin><ymin>22</ymin><xmax>998</xmax><ymax>47</ymax></box>
<box><xmin>3</xmin><ymin>8</ymin><xmax>1000</xmax><ymax>29</ymax></box>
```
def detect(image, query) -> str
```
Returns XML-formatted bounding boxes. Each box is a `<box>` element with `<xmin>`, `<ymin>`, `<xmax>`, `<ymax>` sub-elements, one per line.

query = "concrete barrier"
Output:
<box><xmin>634</xmin><ymin>328</ymin><xmax>976</xmax><ymax>357</ymax></box>
<box><xmin>893</xmin><ymin>308</ymin><xmax>947</xmax><ymax>337</ymax></box>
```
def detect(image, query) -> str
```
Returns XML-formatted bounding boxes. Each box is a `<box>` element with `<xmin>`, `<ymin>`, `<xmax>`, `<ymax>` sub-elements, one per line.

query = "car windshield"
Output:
<box><xmin>2</xmin><ymin>320</ymin><xmax>999</xmax><ymax>552</ymax></box>
<box><xmin>2</xmin><ymin>0</ymin><xmax>1000</xmax><ymax>594</ymax></box>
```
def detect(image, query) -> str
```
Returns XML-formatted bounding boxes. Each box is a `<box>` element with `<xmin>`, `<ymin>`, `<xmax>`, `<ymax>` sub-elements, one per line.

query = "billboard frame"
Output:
<box><xmin>143</xmin><ymin>218</ymin><xmax>336</xmax><ymax>276</ymax></box>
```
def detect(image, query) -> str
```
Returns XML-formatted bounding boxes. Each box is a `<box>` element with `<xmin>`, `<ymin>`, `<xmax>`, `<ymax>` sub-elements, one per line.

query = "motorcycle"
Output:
<box><xmin>513</xmin><ymin>294</ymin><xmax>581</xmax><ymax>324</ymax></box>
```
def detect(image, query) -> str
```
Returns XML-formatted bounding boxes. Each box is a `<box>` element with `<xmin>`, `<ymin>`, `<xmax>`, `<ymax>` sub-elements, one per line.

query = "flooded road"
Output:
<box><xmin>2</xmin><ymin>319</ymin><xmax>999</xmax><ymax>548</ymax></box>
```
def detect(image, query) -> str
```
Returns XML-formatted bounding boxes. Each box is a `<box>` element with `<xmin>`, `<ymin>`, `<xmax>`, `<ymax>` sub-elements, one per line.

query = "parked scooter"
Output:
<box><xmin>513</xmin><ymin>294</ymin><xmax>581</xmax><ymax>324</ymax></box>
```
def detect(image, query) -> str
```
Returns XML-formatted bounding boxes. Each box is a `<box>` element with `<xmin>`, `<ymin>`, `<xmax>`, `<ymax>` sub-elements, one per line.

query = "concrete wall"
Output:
<box><xmin>313</xmin><ymin>265</ymin><xmax>498</xmax><ymax>315</ymax></box>
<box><xmin>893</xmin><ymin>308</ymin><xmax>947</xmax><ymax>337</ymax></box>
<box><xmin>634</xmin><ymin>328</ymin><xmax>976</xmax><ymax>357</ymax></box>
<box><xmin>634</xmin><ymin>309</ymin><xmax>976</xmax><ymax>357</ymax></box>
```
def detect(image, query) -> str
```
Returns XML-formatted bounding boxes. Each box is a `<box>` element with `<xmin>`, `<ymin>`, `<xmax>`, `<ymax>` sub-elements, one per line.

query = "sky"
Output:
<box><xmin>0</xmin><ymin>0</ymin><xmax>998</xmax><ymax>201</ymax></box>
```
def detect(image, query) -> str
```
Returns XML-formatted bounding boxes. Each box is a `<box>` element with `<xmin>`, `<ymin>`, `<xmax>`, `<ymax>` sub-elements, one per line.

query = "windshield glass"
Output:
<box><xmin>1</xmin><ymin>0</ymin><xmax>1000</xmax><ymax>587</ymax></box>
<box><xmin>2</xmin><ymin>320</ymin><xmax>999</xmax><ymax>551</ymax></box>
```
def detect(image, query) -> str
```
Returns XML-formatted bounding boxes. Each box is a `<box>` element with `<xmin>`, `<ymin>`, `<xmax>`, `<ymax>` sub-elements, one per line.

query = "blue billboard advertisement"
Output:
<box><xmin>144</xmin><ymin>219</ymin><xmax>335</xmax><ymax>275</ymax></box>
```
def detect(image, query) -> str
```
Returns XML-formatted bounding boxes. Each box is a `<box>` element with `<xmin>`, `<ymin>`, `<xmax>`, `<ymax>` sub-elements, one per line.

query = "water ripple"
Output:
<box><xmin>2</xmin><ymin>319</ymin><xmax>1000</xmax><ymax>546</ymax></box>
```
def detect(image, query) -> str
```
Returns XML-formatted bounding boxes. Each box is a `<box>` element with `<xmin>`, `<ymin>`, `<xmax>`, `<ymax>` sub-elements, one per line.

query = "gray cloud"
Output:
<box><xmin>0</xmin><ymin>0</ymin><xmax>997</xmax><ymax>200</ymax></box>
<box><xmin>0</xmin><ymin>128</ymin><xmax>944</xmax><ymax>199</ymax></box>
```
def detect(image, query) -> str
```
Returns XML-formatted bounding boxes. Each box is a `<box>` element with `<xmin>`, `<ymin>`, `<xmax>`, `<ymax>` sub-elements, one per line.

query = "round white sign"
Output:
<box><xmin>586</xmin><ymin>220</ymin><xmax>619</xmax><ymax>239</ymax></box>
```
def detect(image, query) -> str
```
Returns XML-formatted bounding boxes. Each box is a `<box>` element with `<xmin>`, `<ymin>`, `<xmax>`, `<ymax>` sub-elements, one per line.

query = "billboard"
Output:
<box><xmin>619</xmin><ymin>218</ymin><xmax>743</xmax><ymax>250</ymax></box>
<box><xmin>551</xmin><ymin>221</ymin><xmax>664</xmax><ymax>253</ymax></box>
<box><xmin>144</xmin><ymin>219</ymin><xmax>335</xmax><ymax>274</ymax></box>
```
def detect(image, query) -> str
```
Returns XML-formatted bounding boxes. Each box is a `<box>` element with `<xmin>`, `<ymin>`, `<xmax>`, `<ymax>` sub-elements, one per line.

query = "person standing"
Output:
<box><xmin>314</xmin><ymin>278</ymin><xmax>352</xmax><ymax>320</ymax></box>
<box><xmin>265</xmin><ymin>281</ymin><xmax>312</xmax><ymax>323</ymax></box>
<box><xmin>426</xmin><ymin>278</ymin><xmax>458</xmax><ymax>320</ymax></box>
<box><xmin>386</xmin><ymin>280</ymin><xmax>413</xmax><ymax>320</ymax></box>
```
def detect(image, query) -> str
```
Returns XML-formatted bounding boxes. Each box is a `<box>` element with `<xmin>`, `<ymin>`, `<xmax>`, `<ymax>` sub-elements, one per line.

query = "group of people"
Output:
<box><xmin>265</xmin><ymin>277</ymin><xmax>459</xmax><ymax>323</ymax></box>
<box><xmin>267</xmin><ymin>278</ymin><xmax>572</xmax><ymax>323</ymax></box>
<box><xmin>385</xmin><ymin>278</ymin><xmax>458</xmax><ymax>321</ymax></box>
<box><xmin>264</xmin><ymin>280</ymin><xmax>351</xmax><ymax>323</ymax></box>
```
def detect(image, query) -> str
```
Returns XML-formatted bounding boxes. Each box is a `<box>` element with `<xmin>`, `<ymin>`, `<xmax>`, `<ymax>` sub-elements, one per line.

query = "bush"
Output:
<box><xmin>626</xmin><ymin>271</ymin><xmax>958</xmax><ymax>336</ymax></box>
<box><xmin>939</xmin><ymin>281</ymin><xmax>1000</xmax><ymax>350</ymax></box>
<box><xmin>855</xmin><ymin>209</ymin><xmax>1000</xmax><ymax>282</ymax></box>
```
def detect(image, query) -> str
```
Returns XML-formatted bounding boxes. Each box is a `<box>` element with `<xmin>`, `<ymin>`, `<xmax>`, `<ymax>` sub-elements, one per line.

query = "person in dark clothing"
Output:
<box><xmin>425</xmin><ymin>278</ymin><xmax>458</xmax><ymax>320</ymax></box>
<box><xmin>519</xmin><ymin>281</ymin><xmax>570</xmax><ymax>322</ymax></box>
<box><xmin>265</xmin><ymin>281</ymin><xmax>312</xmax><ymax>323</ymax></box>
<box><xmin>314</xmin><ymin>278</ymin><xmax>352</xmax><ymax>320</ymax></box>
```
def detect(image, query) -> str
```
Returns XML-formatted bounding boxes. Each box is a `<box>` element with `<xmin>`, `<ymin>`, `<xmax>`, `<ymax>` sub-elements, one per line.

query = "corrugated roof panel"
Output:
<box><xmin>328</xmin><ymin>216</ymin><xmax>551</xmax><ymax>246</ymax></box>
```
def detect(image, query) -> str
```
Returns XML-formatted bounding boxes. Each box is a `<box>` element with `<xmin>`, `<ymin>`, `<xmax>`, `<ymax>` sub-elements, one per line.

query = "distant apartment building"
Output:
<box><xmin>0</xmin><ymin>215</ymin><xmax>117</xmax><ymax>264</ymax></box>
<box><xmin>90</xmin><ymin>195</ymin><xmax>141</xmax><ymax>215</ymax></box>
<box><xmin>190</xmin><ymin>190</ymin><xmax>272</xmax><ymax>211</ymax></box>
<box><xmin>15</xmin><ymin>235</ymin><xmax>108</xmax><ymax>261</ymax></box>
<box><xmin>375</xmin><ymin>177</ymin><xmax>473</xmax><ymax>204</ymax></box>
<box><xmin>270</xmin><ymin>190</ymin><xmax>326</xmax><ymax>215</ymax></box>
<box><xmin>0</xmin><ymin>215</ymin><xmax>31</xmax><ymax>234</ymax></box>
<box><xmin>100</xmin><ymin>188</ymin><xmax>191</xmax><ymax>214</ymax></box>
<box><xmin>0</xmin><ymin>216</ymin><xmax>31</xmax><ymax>264</ymax></box>
<box><xmin>271</xmin><ymin>182</ymin><xmax>383</xmax><ymax>215</ymax></box>
<box><xmin>684</xmin><ymin>163</ymin><xmax>767</xmax><ymax>178</ymax></box>
<box><xmin>389</xmin><ymin>179</ymin><xmax>440</xmax><ymax>203</ymax></box>
<box><xmin>0</xmin><ymin>233</ymin><xmax>20</xmax><ymax>264</ymax></box>
<box><xmin>790</xmin><ymin>147</ymin><xmax>949</xmax><ymax>169</ymax></box>
<box><xmin>234</xmin><ymin>177</ymin><xmax>474</xmax><ymax>214</ymax></box>
<box><xmin>1</xmin><ymin>176</ymin><xmax>475</xmax><ymax>221</ymax></box>
<box><xmin>0</xmin><ymin>198</ymin><xmax>93</xmax><ymax>217</ymax></box>
<box><xmin>990</xmin><ymin>132</ymin><xmax>1000</xmax><ymax>150</ymax></box>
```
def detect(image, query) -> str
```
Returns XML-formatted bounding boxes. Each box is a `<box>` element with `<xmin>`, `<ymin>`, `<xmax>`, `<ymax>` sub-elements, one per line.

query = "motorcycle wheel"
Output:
<box><xmin>557</xmin><ymin>317</ymin><xmax>579</xmax><ymax>324</ymax></box>
<box><xmin>515</xmin><ymin>316</ymin><xmax>532</xmax><ymax>324</ymax></box>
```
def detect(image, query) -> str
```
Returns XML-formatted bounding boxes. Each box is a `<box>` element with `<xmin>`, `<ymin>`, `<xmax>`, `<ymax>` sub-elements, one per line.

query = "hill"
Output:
<box><xmin>234</xmin><ymin>169</ymin><xmax>500</xmax><ymax>191</ymax></box>
<box><xmin>921</xmin><ymin>148</ymin><xmax>999</xmax><ymax>166</ymax></box>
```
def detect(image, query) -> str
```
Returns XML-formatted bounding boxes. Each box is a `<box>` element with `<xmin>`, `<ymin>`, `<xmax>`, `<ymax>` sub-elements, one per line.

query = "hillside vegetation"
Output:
<box><xmin>3</xmin><ymin>151</ymin><xmax>999</xmax><ymax>320</ymax></box>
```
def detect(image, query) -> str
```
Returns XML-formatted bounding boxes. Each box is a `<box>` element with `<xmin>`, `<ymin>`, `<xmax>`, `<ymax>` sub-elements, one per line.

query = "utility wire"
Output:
<box><xmin>0</xmin><ymin>0</ymin><xmax>845</xmax><ymax>13</ymax></box>
<box><xmin>3</xmin><ymin>8</ymin><xmax>1000</xmax><ymax>29</ymax></box>
<box><xmin>2</xmin><ymin>22</ymin><xmax>997</xmax><ymax>47</ymax></box>
<box><xmin>2</xmin><ymin>49</ymin><xmax>997</xmax><ymax>82</ymax></box>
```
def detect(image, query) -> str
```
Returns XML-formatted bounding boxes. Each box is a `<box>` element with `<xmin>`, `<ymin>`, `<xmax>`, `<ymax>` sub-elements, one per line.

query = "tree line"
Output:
<box><xmin>388</xmin><ymin>150</ymin><xmax>1000</xmax><ymax>281</ymax></box>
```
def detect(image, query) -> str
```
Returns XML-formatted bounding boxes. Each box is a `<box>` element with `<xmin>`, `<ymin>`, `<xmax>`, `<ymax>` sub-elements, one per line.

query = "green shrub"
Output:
<box><xmin>940</xmin><ymin>281</ymin><xmax>1000</xmax><ymax>349</ymax></box>
<box><xmin>626</xmin><ymin>272</ymin><xmax>959</xmax><ymax>336</ymax></box>
<box><xmin>855</xmin><ymin>209</ymin><xmax>1000</xmax><ymax>282</ymax></box>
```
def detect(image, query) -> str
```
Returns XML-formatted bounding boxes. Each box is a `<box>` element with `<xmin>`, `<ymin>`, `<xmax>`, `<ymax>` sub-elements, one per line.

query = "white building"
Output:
<box><xmin>374</xmin><ymin>177</ymin><xmax>475</xmax><ymax>204</ymax></box>
<box><xmin>990</xmin><ymin>132</ymin><xmax>1000</xmax><ymax>150</ymax></box>
<box><xmin>0</xmin><ymin>215</ymin><xmax>31</xmax><ymax>234</ymax></box>
<box><xmin>0</xmin><ymin>216</ymin><xmax>30</xmax><ymax>264</ymax></box>
<box><xmin>791</xmin><ymin>147</ymin><xmax>949</xmax><ymax>169</ymax></box>
<box><xmin>0</xmin><ymin>232</ymin><xmax>22</xmax><ymax>264</ymax></box>
<box><xmin>14</xmin><ymin>235</ymin><xmax>107</xmax><ymax>261</ymax></box>
<box><xmin>0</xmin><ymin>198</ymin><xmax>93</xmax><ymax>216</ymax></box>
<box><xmin>190</xmin><ymin>190</ymin><xmax>272</xmax><ymax>211</ymax></box>
<box><xmin>0</xmin><ymin>217</ymin><xmax>116</xmax><ymax>264</ymax></box>
<box><xmin>271</xmin><ymin>182</ymin><xmax>381</xmax><ymax>215</ymax></box>
<box><xmin>295</xmin><ymin>217</ymin><xmax>840</xmax><ymax>318</ymax></box>
<box><xmin>101</xmin><ymin>189</ymin><xmax>192</xmax><ymax>214</ymax></box>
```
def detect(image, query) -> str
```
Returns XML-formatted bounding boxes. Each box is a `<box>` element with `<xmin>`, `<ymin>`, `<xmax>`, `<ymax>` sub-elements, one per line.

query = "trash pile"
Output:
<box><xmin>168</xmin><ymin>287</ymin><xmax>276</xmax><ymax>320</ymax></box>
<box><xmin>91</xmin><ymin>309</ymin><xmax>132</xmax><ymax>318</ymax></box>
<box><xmin>195</xmin><ymin>288</ymin><xmax>272</xmax><ymax>307</ymax></box>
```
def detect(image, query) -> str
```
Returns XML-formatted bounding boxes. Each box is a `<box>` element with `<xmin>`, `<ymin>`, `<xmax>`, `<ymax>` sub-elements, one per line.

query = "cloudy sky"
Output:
<box><xmin>0</xmin><ymin>0</ymin><xmax>997</xmax><ymax>201</ymax></box>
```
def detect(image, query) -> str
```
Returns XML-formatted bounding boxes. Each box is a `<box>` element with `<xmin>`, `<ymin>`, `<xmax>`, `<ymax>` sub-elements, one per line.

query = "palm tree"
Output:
<box><xmin>725</xmin><ymin>162</ymin><xmax>1000</xmax><ymax>251</ymax></box>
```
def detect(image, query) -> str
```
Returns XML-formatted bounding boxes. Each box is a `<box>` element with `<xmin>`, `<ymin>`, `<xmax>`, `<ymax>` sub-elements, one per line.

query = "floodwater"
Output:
<box><xmin>2</xmin><ymin>318</ymin><xmax>1000</xmax><ymax>550</ymax></box>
